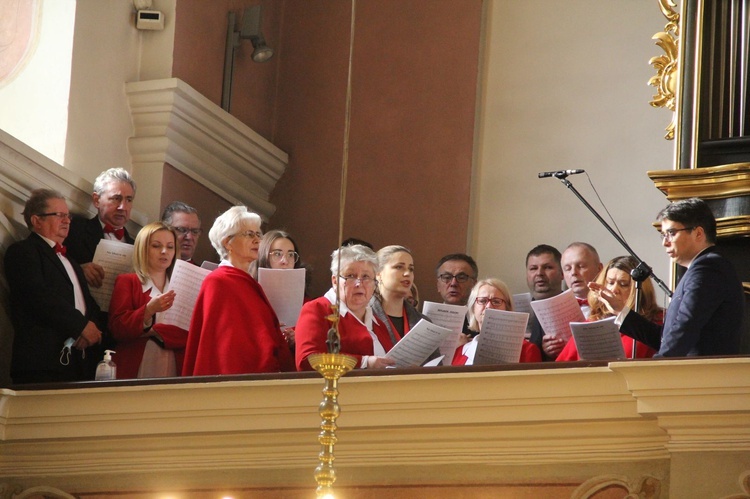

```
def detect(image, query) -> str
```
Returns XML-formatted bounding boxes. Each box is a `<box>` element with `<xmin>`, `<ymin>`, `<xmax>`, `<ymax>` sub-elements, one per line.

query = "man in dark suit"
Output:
<box><xmin>5</xmin><ymin>189</ymin><xmax>105</xmax><ymax>383</ymax></box>
<box><xmin>593</xmin><ymin>197</ymin><xmax>744</xmax><ymax>357</ymax></box>
<box><xmin>64</xmin><ymin>167</ymin><xmax>136</xmax><ymax>289</ymax></box>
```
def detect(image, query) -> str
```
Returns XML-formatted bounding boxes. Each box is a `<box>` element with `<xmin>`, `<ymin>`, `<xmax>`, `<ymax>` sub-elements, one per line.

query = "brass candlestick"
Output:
<box><xmin>308</xmin><ymin>351</ymin><xmax>357</xmax><ymax>499</ymax></box>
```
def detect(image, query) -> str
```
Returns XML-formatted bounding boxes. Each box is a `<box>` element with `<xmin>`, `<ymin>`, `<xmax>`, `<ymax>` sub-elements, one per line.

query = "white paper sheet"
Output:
<box><xmin>200</xmin><ymin>260</ymin><xmax>218</xmax><ymax>271</ymax></box>
<box><xmin>569</xmin><ymin>316</ymin><xmax>626</xmax><ymax>360</ymax></box>
<box><xmin>473</xmin><ymin>309</ymin><xmax>530</xmax><ymax>365</ymax></box>
<box><xmin>257</xmin><ymin>267</ymin><xmax>306</xmax><ymax>327</ymax></box>
<box><xmin>512</xmin><ymin>292</ymin><xmax>534</xmax><ymax>339</ymax></box>
<box><xmin>421</xmin><ymin>301</ymin><xmax>469</xmax><ymax>360</ymax></box>
<box><xmin>89</xmin><ymin>239</ymin><xmax>134</xmax><ymax>312</ymax></box>
<box><xmin>385</xmin><ymin>319</ymin><xmax>453</xmax><ymax>368</ymax></box>
<box><xmin>161</xmin><ymin>259</ymin><xmax>212</xmax><ymax>330</ymax></box>
<box><xmin>528</xmin><ymin>289</ymin><xmax>585</xmax><ymax>342</ymax></box>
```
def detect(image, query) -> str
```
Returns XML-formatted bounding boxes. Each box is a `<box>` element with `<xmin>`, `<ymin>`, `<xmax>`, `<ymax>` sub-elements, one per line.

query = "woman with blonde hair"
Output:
<box><xmin>109</xmin><ymin>222</ymin><xmax>187</xmax><ymax>378</ymax></box>
<box><xmin>557</xmin><ymin>256</ymin><xmax>663</xmax><ymax>361</ymax></box>
<box><xmin>452</xmin><ymin>278</ymin><xmax>541</xmax><ymax>365</ymax></box>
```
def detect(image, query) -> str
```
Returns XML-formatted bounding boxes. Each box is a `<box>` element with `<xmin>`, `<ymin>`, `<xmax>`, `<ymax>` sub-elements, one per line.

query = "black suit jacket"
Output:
<box><xmin>620</xmin><ymin>247</ymin><xmax>744</xmax><ymax>357</ymax></box>
<box><xmin>64</xmin><ymin>214</ymin><xmax>134</xmax><ymax>265</ymax></box>
<box><xmin>4</xmin><ymin>233</ymin><xmax>105</xmax><ymax>383</ymax></box>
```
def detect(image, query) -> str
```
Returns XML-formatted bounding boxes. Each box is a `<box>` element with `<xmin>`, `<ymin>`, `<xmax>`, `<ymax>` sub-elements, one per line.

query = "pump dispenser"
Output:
<box><xmin>95</xmin><ymin>350</ymin><xmax>117</xmax><ymax>381</ymax></box>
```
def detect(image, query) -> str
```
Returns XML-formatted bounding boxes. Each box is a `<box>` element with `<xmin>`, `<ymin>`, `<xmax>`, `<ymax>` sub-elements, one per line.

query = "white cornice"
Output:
<box><xmin>125</xmin><ymin>78</ymin><xmax>288</xmax><ymax>220</ymax></box>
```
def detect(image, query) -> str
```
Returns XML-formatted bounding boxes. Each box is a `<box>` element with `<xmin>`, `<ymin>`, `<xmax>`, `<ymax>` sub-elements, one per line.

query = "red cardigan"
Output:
<box><xmin>109</xmin><ymin>273</ymin><xmax>188</xmax><ymax>379</ymax></box>
<box><xmin>295</xmin><ymin>295</ymin><xmax>396</xmax><ymax>371</ymax></box>
<box><xmin>556</xmin><ymin>311</ymin><xmax>663</xmax><ymax>362</ymax></box>
<box><xmin>182</xmin><ymin>265</ymin><xmax>294</xmax><ymax>375</ymax></box>
<box><xmin>452</xmin><ymin>338</ymin><xmax>542</xmax><ymax>365</ymax></box>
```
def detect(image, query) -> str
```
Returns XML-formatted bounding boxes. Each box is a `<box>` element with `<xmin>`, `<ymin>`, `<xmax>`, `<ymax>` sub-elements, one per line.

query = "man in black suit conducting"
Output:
<box><xmin>5</xmin><ymin>189</ymin><xmax>105</xmax><ymax>383</ymax></box>
<box><xmin>64</xmin><ymin>167</ymin><xmax>136</xmax><ymax>289</ymax></box>
<box><xmin>591</xmin><ymin>197</ymin><xmax>744</xmax><ymax>357</ymax></box>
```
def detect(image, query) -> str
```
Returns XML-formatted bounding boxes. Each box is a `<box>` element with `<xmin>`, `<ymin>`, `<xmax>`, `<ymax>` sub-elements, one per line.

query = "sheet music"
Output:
<box><xmin>385</xmin><ymin>319</ymin><xmax>453</xmax><ymax>368</ymax></box>
<box><xmin>473</xmin><ymin>309</ymin><xmax>530</xmax><ymax>365</ymax></box>
<box><xmin>513</xmin><ymin>292</ymin><xmax>534</xmax><ymax>339</ymax></box>
<box><xmin>89</xmin><ymin>239</ymin><xmax>134</xmax><ymax>312</ymax></box>
<box><xmin>161</xmin><ymin>259</ymin><xmax>212</xmax><ymax>330</ymax></box>
<box><xmin>421</xmin><ymin>301</ymin><xmax>469</xmax><ymax>360</ymax></box>
<box><xmin>570</xmin><ymin>316</ymin><xmax>626</xmax><ymax>360</ymax></box>
<box><xmin>257</xmin><ymin>267</ymin><xmax>306</xmax><ymax>327</ymax></box>
<box><xmin>529</xmin><ymin>289</ymin><xmax>584</xmax><ymax>342</ymax></box>
<box><xmin>200</xmin><ymin>260</ymin><xmax>218</xmax><ymax>270</ymax></box>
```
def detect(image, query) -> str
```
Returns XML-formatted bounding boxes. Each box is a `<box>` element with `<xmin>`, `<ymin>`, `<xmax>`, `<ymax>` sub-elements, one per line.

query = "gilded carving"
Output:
<box><xmin>648</xmin><ymin>0</ymin><xmax>680</xmax><ymax>140</ymax></box>
<box><xmin>721</xmin><ymin>469</ymin><xmax>750</xmax><ymax>498</ymax></box>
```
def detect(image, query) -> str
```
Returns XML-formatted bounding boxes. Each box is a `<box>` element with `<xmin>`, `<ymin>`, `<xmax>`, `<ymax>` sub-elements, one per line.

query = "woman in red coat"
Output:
<box><xmin>452</xmin><ymin>278</ymin><xmax>542</xmax><ymax>365</ymax></box>
<box><xmin>181</xmin><ymin>206</ymin><xmax>294</xmax><ymax>376</ymax></box>
<box><xmin>556</xmin><ymin>256</ymin><xmax>663</xmax><ymax>362</ymax></box>
<box><xmin>296</xmin><ymin>244</ymin><xmax>397</xmax><ymax>371</ymax></box>
<box><xmin>109</xmin><ymin>222</ymin><xmax>187</xmax><ymax>379</ymax></box>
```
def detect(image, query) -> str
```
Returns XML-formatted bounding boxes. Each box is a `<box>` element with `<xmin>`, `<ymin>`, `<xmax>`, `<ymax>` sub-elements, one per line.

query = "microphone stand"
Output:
<box><xmin>552</xmin><ymin>173</ymin><xmax>672</xmax><ymax>360</ymax></box>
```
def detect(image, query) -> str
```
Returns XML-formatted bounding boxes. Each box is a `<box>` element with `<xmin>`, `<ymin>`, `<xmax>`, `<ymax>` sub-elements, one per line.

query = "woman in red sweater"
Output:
<box><xmin>109</xmin><ymin>222</ymin><xmax>187</xmax><ymax>378</ymax></box>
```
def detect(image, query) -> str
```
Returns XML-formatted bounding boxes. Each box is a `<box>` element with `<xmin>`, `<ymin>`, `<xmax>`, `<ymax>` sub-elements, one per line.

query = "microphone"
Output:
<box><xmin>537</xmin><ymin>169</ymin><xmax>585</xmax><ymax>179</ymax></box>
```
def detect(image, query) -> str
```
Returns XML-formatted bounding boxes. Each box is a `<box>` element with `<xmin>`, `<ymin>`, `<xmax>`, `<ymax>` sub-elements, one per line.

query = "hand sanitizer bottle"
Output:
<box><xmin>95</xmin><ymin>350</ymin><xmax>117</xmax><ymax>381</ymax></box>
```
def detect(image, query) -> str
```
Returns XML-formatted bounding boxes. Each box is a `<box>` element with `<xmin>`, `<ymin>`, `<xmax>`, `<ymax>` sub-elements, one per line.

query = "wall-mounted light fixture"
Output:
<box><xmin>221</xmin><ymin>5</ymin><xmax>274</xmax><ymax>112</ymax></box>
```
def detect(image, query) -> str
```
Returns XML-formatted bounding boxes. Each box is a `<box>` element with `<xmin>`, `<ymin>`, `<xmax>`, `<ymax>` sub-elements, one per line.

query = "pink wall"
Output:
<box><xmin>171</xmin><ymin>0</ymin><xmax>483</xmax><ymax>301</ymax></box>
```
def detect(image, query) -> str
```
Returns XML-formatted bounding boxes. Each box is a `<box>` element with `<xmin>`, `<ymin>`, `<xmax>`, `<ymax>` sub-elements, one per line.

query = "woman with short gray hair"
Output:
<box><xmin>295</xmin><ymin>244</ymin><xmax>396</xmax><ymax>370</ymax></box>
<box><xmin>182</xmin><ymin>206</ymin><xmax>294</xmax><ymax>375</ymax></box>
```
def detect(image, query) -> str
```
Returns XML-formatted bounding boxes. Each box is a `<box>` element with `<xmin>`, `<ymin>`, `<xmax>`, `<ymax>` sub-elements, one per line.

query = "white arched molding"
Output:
<box><xmin>125</xmin><ymin>78</ymin><xmax>288</xmax><ymax>222</ymax></box>
<box><xmin>0</xmin><ymin>483</ymin><xmax>76</xmax><ymax>499</ymax></box>
<box><xmin>570</xmin><ymin>474</ymin><xmax>661</xmax><ymax>499</ymax></box>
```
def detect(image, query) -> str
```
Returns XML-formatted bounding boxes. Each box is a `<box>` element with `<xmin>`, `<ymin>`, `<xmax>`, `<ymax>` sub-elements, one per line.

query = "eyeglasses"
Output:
<box><xmin>659</xmin><ymin>227</ymin><xmax>694</xmax><ymax>241</ymax></box>
<box><xmin>475</xmin><ymin>297</ymin><xmax>507</xmax><ymax>308</ymax></box>
<box><xmin>37</xmin><ymin>212</ymin><xmax>72</xmax><ymax>221</ymax></box>
<box><xmin>233</xmin><ymin>230</ymin><xmax>263</xmax><ymax>240</ymax></box>
<box><xmin>339</xmin><ymin>274</ymin><xmax>377</xmax><ymax>286</ymax></box>
<box><xmin>437</xmin><ymin>272</ymin><xmax>475</xmax><ymax>284</ymax></box>
<box><xmin>172</xmin><ymin>226</ymin><xmax>203</xmax><ymax>236</ymax></box>
<box><xmin>269</xmin><ymin>250</ymin><xmax>299</xmax><ymax>263</ymax></box>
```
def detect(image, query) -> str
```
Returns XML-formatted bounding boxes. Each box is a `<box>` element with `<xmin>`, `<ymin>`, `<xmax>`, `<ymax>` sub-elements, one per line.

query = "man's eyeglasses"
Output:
<box><xmin>659</xmin><ymin>227</ymin><xmax>693</xmax><ymax>241</ymax></box>
<box><xmin>437</xmin><ymin>272</ymin><xmax>475</xmax><ymax>284</ymax></box>
<box><xmin>269</xmin><ymin>250</ymin><xmax>299</xmax><ymax>263</ymax></box>
<box><xmin>173</xmin><ymin>226</ymin><xmax>203</xmax><ymax>236</ymax></box>
<box><xmin>475</xmin><ymin>297</ymin><xmax>507</xmax><ymax>308</ymax></box>
<box><xmin>234</xmin><ymin>230</ymin><xmax>263</xmax><ymax>240</ymax></box>
<box><xmin>37</xmin><ymin>212</ymin><xmax>72</xmax><ymax>221</ymax></box>
<box><xmin>339</xmin><ymin>274</ymin><xmax>377</xmax><ymax>286</ymax></box>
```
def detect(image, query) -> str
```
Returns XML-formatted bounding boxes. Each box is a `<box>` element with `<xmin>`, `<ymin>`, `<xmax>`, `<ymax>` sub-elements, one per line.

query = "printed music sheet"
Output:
<box><xmin>422</xmin><ymin>301</ymin><xmax>469</xmax><ymax>361</ymax></box>
<box><xmin>161</xmin><ymin>259</ymin><xmax>212</xmax><ymax>330</ymax></box>
<box><xmin>569</xmin><ymin>316</ymin><xmax>626</xmax><ymax>360</ymax></box>
<box><xmin>89</xmin><ymin>239</ymin><xmax>133</xmax><ymax>312</ymax></box>
<box><xmin>257</xmin><ymin>267</ymin><xmax>306</xmax><ymax>327</ymax></box>
<box><xmin>385</xmin><ymin>319</ymin><xmax>453</xmax><ymax>368</ymax></box>
<box><xmin>473</xmin><ymin>309</ymin><xmax>530</xmax><ymax>365</ymax></box>
<box><xmin>512</xmin><ymin>292</ymin><xmax>534</xmax><ymax>339</ymax></box>
<box><xmin>529</xmin><ymin>289</ymin><xmax>585</xmax><ymax>342</ymax></box>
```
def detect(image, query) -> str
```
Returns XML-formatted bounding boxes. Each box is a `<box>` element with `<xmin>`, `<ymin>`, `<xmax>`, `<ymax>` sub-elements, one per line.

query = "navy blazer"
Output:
<box><xmin>64</xmin><ymin>214</ymin><xmax>134</xmax><ymax>265</ymax></box>
<box><xmin>4</xmin><ymin>233</ymin><xmax>105</xmax><ymax>383</ymax></box>
<box><xmin>620</xmin><ymin>247</ymin><xmax>744</xmax><ymax>357</ymax></box>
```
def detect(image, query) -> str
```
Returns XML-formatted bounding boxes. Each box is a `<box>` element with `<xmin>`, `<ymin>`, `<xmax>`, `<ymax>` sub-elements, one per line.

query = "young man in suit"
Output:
<box><xmin>64</xmin><ymin>167</ymin><xmax>136</xmax><ymax>288</ymax></box>
<box><xmin>593</xmin><ymin>197</ymin><xmax>744</xmax><ymax>357</ymax></box>
<box><xmin>4</xmin><ymin>189</ymin><xmax>105</xmax><ymax>383</ymax></box>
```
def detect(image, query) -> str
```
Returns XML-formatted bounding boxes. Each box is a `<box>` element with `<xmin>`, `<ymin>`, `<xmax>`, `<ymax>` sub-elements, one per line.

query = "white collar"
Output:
<box><xmin>141</xmin><ymin>275</ymin><xmax>169</xmax><ymax>294</ymax></box>
<box><xmin>323</xmin><ymin>288</ymin><xmax>380</xmax><ymax>326</ymax></box>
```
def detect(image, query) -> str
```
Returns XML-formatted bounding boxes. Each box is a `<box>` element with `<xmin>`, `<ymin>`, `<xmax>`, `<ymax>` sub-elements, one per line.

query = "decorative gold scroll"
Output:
<box><xmin>648</xmin><ymin>0</ymin><xmax>680</xmax><ymax>140</ymax></box>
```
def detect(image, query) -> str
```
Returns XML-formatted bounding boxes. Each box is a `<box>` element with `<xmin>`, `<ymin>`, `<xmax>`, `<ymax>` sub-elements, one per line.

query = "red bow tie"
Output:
<box><xmin>103</xmin><ymin>224</ymin><xmax>125</xmax><ymax>240</ymax></box>
<box><xmin>54</xmin><ymin>243</ymin><xmax>67</xmax><ymax>256</ymax></box>
<box><xmin>577</xmin><ymin>297</ymin><xmax>588</xmax><ymax>306</ymax></box>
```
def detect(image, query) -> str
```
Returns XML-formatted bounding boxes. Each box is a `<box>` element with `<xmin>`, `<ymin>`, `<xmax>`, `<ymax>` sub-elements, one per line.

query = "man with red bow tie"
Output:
<box><xmin>4</xmin><ymin>189</ymin><xmax>104</xmax><ymax>383</ymax></box>
<box><xmin>64</xmin><ymin>168</ymin><xmax>136</xmax><ymax>289</ymax></box>
<box><xmin>561</xmin><ymin>242</ymin><xmax>603</xmax><ymax>318</ymax></box>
